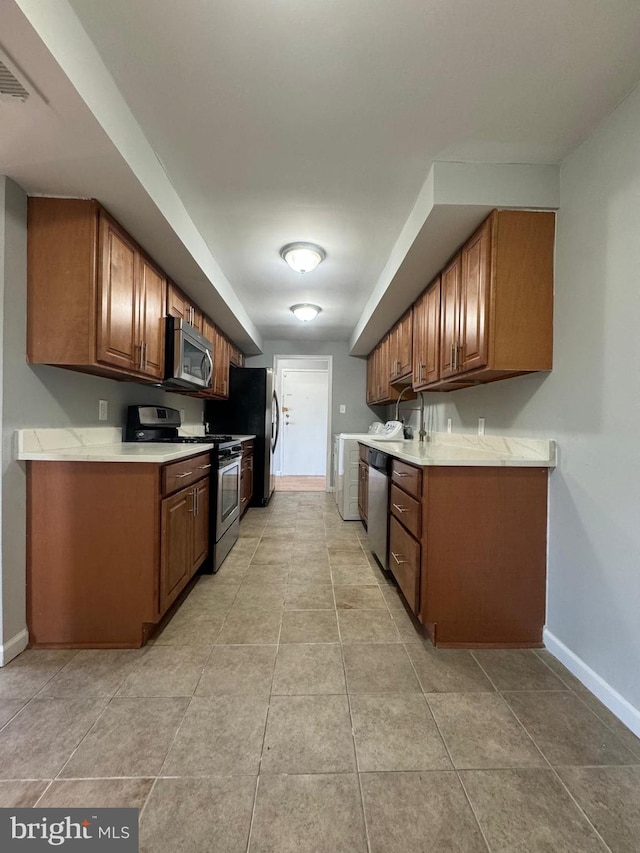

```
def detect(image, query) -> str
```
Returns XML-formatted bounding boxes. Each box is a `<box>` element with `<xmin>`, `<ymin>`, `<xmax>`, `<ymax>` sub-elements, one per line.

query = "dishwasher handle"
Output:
<box><xmin>368</xmin><ymin>447</ymin><xmax>390</xmax><ymax>473</ymax></box>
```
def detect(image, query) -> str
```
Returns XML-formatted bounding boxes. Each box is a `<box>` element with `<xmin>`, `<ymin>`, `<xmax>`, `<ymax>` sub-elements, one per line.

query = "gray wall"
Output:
<box><xmin>398</xmin><ymin>87</ymin><xmax>640</xmax><ymax>723</ymax></box>
<box><xmin>247</xmin><ymin>339</ymin><xmax>375</xmax><ymax>435</ymax></box>
<box><xmin>0</xmin><ymin>177</ymin><xmax>203</xmax><ymax>657</ymax></box>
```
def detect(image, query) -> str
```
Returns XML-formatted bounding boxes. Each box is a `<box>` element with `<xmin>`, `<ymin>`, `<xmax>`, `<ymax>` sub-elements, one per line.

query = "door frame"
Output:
<box><xmin>273</xmin><ymin>354</ymin><xmax>333</xmax><ymax>491</ymax></box>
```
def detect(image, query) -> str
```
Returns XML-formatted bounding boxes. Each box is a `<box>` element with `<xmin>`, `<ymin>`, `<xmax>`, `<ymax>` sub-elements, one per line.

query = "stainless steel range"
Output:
<box><xmin>125</xmin><ymin>405</ymin><xmax>241</xmax><ymax>572</ymax></box>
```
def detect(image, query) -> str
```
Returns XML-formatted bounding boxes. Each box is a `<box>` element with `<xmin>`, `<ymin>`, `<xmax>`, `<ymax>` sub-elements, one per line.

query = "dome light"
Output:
<box><xmin>290</xmin><ymin>303</ymin><xmax>322</xmax><ymax>322</ymax></box>
<box><xmin>280</xmin><ymin>242</ymin><xmax>326</xmax><ymax>274</ymax></box>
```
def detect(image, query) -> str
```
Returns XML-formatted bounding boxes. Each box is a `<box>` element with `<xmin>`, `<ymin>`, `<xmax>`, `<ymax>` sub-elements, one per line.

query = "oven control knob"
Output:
<box><xmin>136</xmin><ymin>431</ymin><xmax>145</xmax><ymax>439</ymax></box>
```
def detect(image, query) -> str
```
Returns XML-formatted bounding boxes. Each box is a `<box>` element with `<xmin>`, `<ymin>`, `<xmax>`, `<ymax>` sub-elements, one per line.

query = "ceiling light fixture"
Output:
<box><xmin>280</xmin><ymin>242</ymin><xmax>326</xmax><ymax>274</ymax></box>
<box><xmin>290</xmin><ymin>303</ymin><xmax>322</xmax><ymax>322</ymax></box>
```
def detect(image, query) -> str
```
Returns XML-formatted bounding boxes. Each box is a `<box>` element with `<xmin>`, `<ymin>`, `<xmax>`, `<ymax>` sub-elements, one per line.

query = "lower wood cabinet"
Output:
<box><xmin>389</xmin><ymin>515</ymin><xmax>420</xmax><ymax>612</ymax></box>
<box><xmin>27</xmin><ymin>453</ymin><xmax>212</xmax><ymax>648</ymax></box>
<box><xmin>386</xmin><ymin>457</ymin><xmax>548</xmax><ymax>648</ymax></box>
<box><xmin>160</xmin><ymin>475</ymin><xmax>209</xmax><ymax>613</ymax></box>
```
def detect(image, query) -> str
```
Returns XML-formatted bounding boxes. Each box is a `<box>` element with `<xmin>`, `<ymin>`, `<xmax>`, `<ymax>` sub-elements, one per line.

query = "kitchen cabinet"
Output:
<box><xmin>354</xmin><ymin>439</ymin><xmax>551</xmax><ymax>647</ymax></box>
<box><xmin>357</xmin><ymin>444</ymin><xmax>369</xmax><ymax>524</ymax></box>
<box><xmin>389</xmin><ymin>459</ymin><xmax>422</xmax><ymax>612</ymax></box>
<box><xmin>160</xmin><ymin>464</ymin><xmax>210</xmax><ymax>613</ymax></box>
<box><xmin>167</xmin><ymin>281</ymin><xmax>203</xmax><ymax>332</ymax></box>
<box><xmin>435</xmin><ymin>210</ymin><xmax>555</xmax><ymax>387</ymax></box>
<box><xmin>382</xmin><ymin>454</ymin><xmax>548</xmax><ymax>647</ymax></box>
<box><xmin>28</xmin><ymin>198</ymin><xmax>166</xmax><ymax>383</ymax></box>
<box><xmin>388</xmin><ymin>309</ymin><xmax>413</xmax><ymax>382</ymax></box>
<box><xmin>27</xmin><ymin>451</ymin><xmax>212</xmax><ymax>648</ymax></box>
<box><xmin>412</xmin><ymin>277</ymin><xmax>441</xmax><ymax>389</ymax></box>
<box><xmin>229</xmin><ymin>342</ymin><xmax>245</xmax><ymax>368</ymax></box>
<box><xmin>366</xmin><ymin>335</ymin><xmax>404</xmax><ymax>405</ymax></box>
<box><xmin>240</xmin><ymin>439</ymin><xmax>254</xmax><ymax>517</ymax></box>
<box><xmin>199</xmin><ymin>317</ymin><xmax>230</xmax><ymax>400</ymax></box>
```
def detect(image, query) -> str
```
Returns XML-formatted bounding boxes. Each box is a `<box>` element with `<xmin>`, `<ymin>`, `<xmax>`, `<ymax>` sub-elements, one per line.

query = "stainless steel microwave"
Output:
<box><xmin>164</xmin><ymin>317</ymin><xmax>213</xmax><ymax>390</ymax></box>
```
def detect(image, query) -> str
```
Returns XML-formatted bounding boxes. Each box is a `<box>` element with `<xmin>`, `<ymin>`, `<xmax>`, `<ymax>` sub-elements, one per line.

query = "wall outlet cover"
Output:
<box><xmin>98</xmin><ymin>400</ymin><xmax>108</xmax><ymax>421</ymax></box>
<box><xmin>478</xmin><ymin>417</ymin><xmax>486</xmax><ymax>436</ymax></box>
<box><xmin>339</xmin><ymin>404</ymin><xmax>346</xmax><ymax>414</ymax></box>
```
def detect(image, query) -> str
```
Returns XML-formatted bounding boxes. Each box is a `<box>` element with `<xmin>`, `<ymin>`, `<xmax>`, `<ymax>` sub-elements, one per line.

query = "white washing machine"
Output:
<box><xmin>335</xmin><ymin>427</ymin><xmax>383</xmax><ymax>520</ymax></box>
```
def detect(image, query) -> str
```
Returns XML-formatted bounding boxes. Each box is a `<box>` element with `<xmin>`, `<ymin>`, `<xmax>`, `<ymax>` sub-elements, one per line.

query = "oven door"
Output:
<box><xmin>216</xmin><ymin>456</ymin><xmax>241</xmax><ymax>540</ymax></box>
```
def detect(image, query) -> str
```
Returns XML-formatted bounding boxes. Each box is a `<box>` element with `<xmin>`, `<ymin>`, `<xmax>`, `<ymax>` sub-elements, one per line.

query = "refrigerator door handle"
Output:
<box><xmin>272</xmin><ymin>389</ymin><xmax>280</xmax><ymax>452</ymax></box>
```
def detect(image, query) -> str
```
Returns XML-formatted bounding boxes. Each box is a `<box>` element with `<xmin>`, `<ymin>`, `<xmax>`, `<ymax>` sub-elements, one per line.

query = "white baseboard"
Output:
<box><xmin>0</xmin><ymin>628</ymin><xmax>28</xmax><ymax>667</ymax></box>
<box><xmin>544</xmin><ymin>628</ymin><xmax>640</xmax><ymax>738</ymax></box>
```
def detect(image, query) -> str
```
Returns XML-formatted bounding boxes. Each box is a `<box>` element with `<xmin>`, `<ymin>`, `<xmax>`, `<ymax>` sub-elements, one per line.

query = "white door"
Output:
<box><xmin>281</xmin><ymin>369</ymin><xmax>329</xmax><ymax>475</ymax></box>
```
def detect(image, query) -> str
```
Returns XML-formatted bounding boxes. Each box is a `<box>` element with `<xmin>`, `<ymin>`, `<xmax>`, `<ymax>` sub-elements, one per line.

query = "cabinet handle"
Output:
<box><xmin>198</xmin><ymin>463</ymin><xmax>212</xmax><ymax>470</ymax></box>
<box><xmin>391</xmin><ymin>551</ymin><xmax>408</xmax><ymax>565</ymax></box>
<box><xmin>194</xmin><ymin>488</ymin><xmax>198</xmax><ymax>515</ymax></box>
<box><xmin>395</xmin><ymin>472</ymin><xmax>409</xmax><ymax>478</ymax></box>
<box><xmin>451</xmin><ymin>342</ymin><xmax>456</xmax><ymax>372</ymax></box>
<box><xmin>457</xmin><ymin>343</ymin><xmax>463</xmax><ymax>370</ymax></box>
<box><xmin>175</xmin><ymin>471</ymin><xmax>193</xmax><ymax>478</ymax></box>
<box><xmin>138</xmin><ymin>342</ymin><xmax>144</xmax><ymax>370</ymax></box>
<box><xmin>392</xmin><ymin>503</ymin><xmax>408</xmax><ymax>513</ymax></box>
<box><xmin>143</xmin><ymin>341</ymin><xmax>147</xmax><ymax>369</ymax></box>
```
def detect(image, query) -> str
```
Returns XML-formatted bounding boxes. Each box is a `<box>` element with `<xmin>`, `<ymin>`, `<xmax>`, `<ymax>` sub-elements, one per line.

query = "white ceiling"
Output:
<box><xmin>3</xmin><ymin>0</ymin><xmax>640</xmax><ymax>354</ymax></box>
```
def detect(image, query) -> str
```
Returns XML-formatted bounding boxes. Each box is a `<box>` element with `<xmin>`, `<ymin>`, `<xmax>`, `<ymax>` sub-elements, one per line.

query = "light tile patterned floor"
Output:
<box><xmin>0</xmin><ymin>491</ymin><xmax>639</xmax><ymax>851</ymax></box>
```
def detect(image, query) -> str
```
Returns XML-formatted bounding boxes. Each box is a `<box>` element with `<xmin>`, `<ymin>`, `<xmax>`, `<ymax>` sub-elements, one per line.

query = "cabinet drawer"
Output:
<box><xmin>389</xmin><ymin>516</ymin><xmax>420</xmax><ymax>613</ymax></box>
<box><xmin>391</xmin><ymin>459</ymin><xmax>422</xmax><ymax>499</ymax></box>
<box><xmin>162</xmin><ymin>452</ymin><xmax>212</xmax><ymax>496</ymax></box>
<box><xmin>242</xmin><ymin>439</ymin><xmax>255</xmax><ymax>457</ymax></box>
<box><xmin>390</xmin><ymin>484</ymin><xmax>421</xmax><ymax>539</ymax></box>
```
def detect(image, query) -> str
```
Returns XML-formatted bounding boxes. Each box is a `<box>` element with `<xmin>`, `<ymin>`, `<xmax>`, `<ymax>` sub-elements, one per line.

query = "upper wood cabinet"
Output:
<box><xmin>388</xmin><ymin>309</ymin><xmax>413</xmax><ymax>382</ymax></box>
<box><xmin>28</xmin><ymin>198</ymin><xmax>166</xmax><ymax>383</ymax></box>
<box><xmin>436</xmin><ymin>210</ymin><xmax>555</xmax><ymax>386</ymax></box>
<box><xmin>366</xmin><ymin>208</ymin><xmax>555</xmax><ymax>402</ymax></box>
<box><xmin>198</xmin><ymin>316</ymin><xmax>230</xmax><ymax>399</ymax></box>
<box><xmin>413</xmin><ymin>276</ymin><xmax>441</xmax><ymax>389</ymax></box>
<box><xmin>366</xmin><ymin>334</ymin><xmax>403</xmax><ymax>405</ymax></box>
<box><xmin>167</xmin><ymin>281</ymin><xmax>203</xmax><ymax>332</ymax></box>
<box><xmin>229</xmin><ymin>342</ymin><xmax>245</xmax><ymax>368</ymax></box>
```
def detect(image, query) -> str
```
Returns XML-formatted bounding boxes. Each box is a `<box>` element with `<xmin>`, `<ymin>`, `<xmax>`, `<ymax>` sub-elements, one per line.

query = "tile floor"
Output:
<box><xmin>1</xmin><ymin>491</ymin><xmax>639</xmax><ymax>851</ymax></box>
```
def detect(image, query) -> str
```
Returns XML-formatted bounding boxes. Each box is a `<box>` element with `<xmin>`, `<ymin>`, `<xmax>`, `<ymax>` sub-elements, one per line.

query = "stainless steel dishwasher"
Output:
<box><xmin>367</xmin><ymin>447</ymin><xmax>390</xmax><ymax>570</ymax></box>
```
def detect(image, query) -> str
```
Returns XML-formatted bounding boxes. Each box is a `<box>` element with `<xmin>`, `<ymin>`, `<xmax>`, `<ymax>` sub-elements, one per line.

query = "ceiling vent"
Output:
<box><xmin>0</xmin><ymin>48</ymin><xmax>32</xmax><ymax>103</ymax></box>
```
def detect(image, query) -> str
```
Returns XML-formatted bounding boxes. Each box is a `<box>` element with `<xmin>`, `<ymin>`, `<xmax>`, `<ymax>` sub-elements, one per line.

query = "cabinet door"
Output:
<box><xmin>213</xmin><ymin>332</ymin><xmax>230</xmax><ymax>398</ymax></box>
<box><xmin>167</xmin><ymin>281</ymin><xmax>187</xmax><ymax>321</ymax></box>
<box><xmin>440</xmin><ymin>254</ymin><xmax>461</xmax><ymax>379</ymax></box>
<box><xmin>192</xmin><ymin>478</ymin><xmax>210</xmax><ymax>572</ymax></box>
<box><xmin>160</xmin><ymin>488</ymin><xmax>192</xmax><ymax>612</ymax></box>
<box><xmin>460</xmin><ymin>219</ymin><xmax>490</xmax><ymax>373</ymax></box>
<box><xmin>389</xmin><ymin>516</ymin><xmax>420</xmax><ymax>613</ymax></box>
<box><xmin>412</xmin><ymin>291</ymin><xmax>426</xmax><ymax>388</ymax></box>
<box><xmin>396</xmin><ymin>310</ymin><xmax>413</xmax><ymax>378</ymax></box>
<box><xmin>137</xmin><ymin>255</ymin><xmax>166</xmax><ymax>379</ymax></box>
<box><xmin>414</xmin><ymin>277</ymin><xmax>440</xmax><ymax>388</ymax></box>
<box><xmin>97</xmin><ymin>215</ymin><xmax>138</xmax><ymax>372</ymax></box>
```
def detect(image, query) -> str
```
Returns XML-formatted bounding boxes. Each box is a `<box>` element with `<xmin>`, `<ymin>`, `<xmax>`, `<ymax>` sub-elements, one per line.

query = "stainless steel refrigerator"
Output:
<box><xmin>205</xmin><ymin>367</ymin><xmax>280</xmax><ymax>506</ymax></box>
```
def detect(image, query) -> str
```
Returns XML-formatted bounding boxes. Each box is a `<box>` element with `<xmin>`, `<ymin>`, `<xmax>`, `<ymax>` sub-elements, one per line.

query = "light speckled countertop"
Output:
<box><xmin>357</xmin><ymin>432</ymin><xmax>556</xmax><ymax>467</ymax></box>
<box><xmin>15</xmin><ymin>427</ymin><xmax>256</xmax><ymax>463</ymax></box>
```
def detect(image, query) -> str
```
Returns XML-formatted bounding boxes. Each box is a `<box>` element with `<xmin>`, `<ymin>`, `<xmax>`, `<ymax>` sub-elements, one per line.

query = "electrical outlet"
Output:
<box><xmin>447</xmin><ymin>418</ymin><xmax>452</xmax><ymax>433</ymax></box>
<box><xmin>478</xmin><ymin>417</ymin><xmax>485</xmax><ymax>436</ymax></box>
<box><xmin>98</xmin><ymin>400</ymin><xmax>108</xmax><ymax>421</ymax></box>
<box><xmin>339</xmin><ymin>404</ymin><xmax>346</xmax><ymax>414</ymax></box>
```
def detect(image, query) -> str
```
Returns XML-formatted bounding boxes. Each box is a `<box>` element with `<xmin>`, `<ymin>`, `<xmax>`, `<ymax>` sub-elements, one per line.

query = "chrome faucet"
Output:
<box><xmin>394</xmin><ymin>385</ymin><xmax>414</xmax><ymax>422</ymax></box>
<box><xmin>395</xmin><ymin>388</ymin><xmax>432</xmax><ymax>442</ymax></box>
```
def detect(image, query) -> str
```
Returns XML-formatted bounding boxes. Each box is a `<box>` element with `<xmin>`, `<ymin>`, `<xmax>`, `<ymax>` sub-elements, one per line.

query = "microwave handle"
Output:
<box><xmin>203</xmin><ymin>349</ymin><xmax>213</xmax><ymax>386</ymax></box>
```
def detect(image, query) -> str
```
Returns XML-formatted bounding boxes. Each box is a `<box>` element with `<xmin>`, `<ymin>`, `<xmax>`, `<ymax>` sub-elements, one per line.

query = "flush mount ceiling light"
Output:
<box><xmin>280</xmin><ymin>242</ymin><xmax>326</xmax><ymax>274</ymax></box>
<box><xmin>290</xmin><ymin>303</ymin><xmax>322</xmax><ymax>322</ymax></box>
